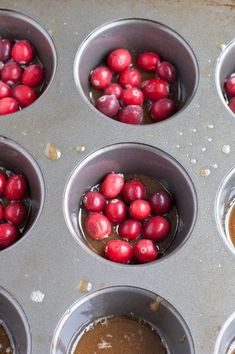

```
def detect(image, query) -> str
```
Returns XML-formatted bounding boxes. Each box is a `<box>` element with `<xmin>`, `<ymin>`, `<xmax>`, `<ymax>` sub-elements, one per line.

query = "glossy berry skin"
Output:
<box><xmin>136</xmin><ymin>52</ymin><xmax>160</xmax><ymax>71</ymax></box>
<box><xmin>143</xmin><ymin>215</ymin><xmax>169</xmax><ymax>241</ymax></box>
<box><xmin>122</xmin><ymin>88</ymin><xmax>144</xmax><ymax>106</ymax></box>
<box><xmin>82</xmin><ymin>191</ymin><xmax>106</xmax><ymax>212</ymax></box>
<box><xmin>107</xmin><ymin>48</ymin><xmax>132</xmax><ymax>72</ymax></box>
<box><xmin>1</xmin><ymin>62</ymin><xmax>22</xmax><ymax>85</ymax></box>
<box><xmin>149</xmin><ymin>190</ymin><xmax>172</xmax><ymax>215</ymax></box>
<box><xmin>22</xmin><ymin>64</ymin><xmax>44</xmax><ymax>87</ymax></box>
<box><xmin>0</xmin><ymin>203</ymin><xmax>4</xmax><ymax>222</ymax></box>
<box><xmin>101</xmin><ymin>173</ymin><xmax>124</xmax><ymax>199</ymax></box>
<box><xmin>0</xmin><ymin>172</ymin><xmax>7</xmax><ymax>197</ymax></box>
<box><xmin>0</xmin><ymin>82</ymin><xmax>11</xmax><ymax>99</ymax></box>
<box><xmin>129</xmin><ymin>199</ymin><xmax>151</xmax><ymax>220</ymax></box>
<box><xmin>0</xmin><ymin>97</ymin><xmax>19</xmax><ymax>116</ymax></box>
<box><xmin>119</xmin><ymin>219</ymin><xmax>142</xmax><ymax>241</ymax></box>
<box><xmin>122</xmin><ymin>180</ymin><xmax>146</xmax><ymax>204</ymax></box>
<box><xmin>0</xmin><ymin>39</ymin><xmax>13</xmax><ymax>63</ymax></box>
<box><xmin>156</xmin><ymin>61</ymin><xmax>177</xmax><ymax>84</ymax></box>
<box><xmin>104</xmin><ymin>83</ymin><xmax>123</xmax><ymax>99</ymax></box>
<box><xmin>11</xmin><ymin>40</ymin><xmax>34</xmax><ymax>64</ymax></box>
<box><xmin>90</xmin><ymin>66</ymin><xmax>112</xmax><ymax>89</ymax></box>
<box><xmin>12</xmin><ymin>85</ymin><xmax>36</xmax><ymax>107</ymax></box>
<box><xmin>134</xmin><ymin>239</ymin><xmax>158</xmax><ymax>263</ymax></box>
<box><xmin>225</xmin><ymin>76</ymin><xmax>235</xmax><ymax>97</ymax></box>
<box><xmin>151</xmin><ymin>98</ymin><xmax>176</xmax><ymax>122</ymax></box>
<box><xmin>105</xmin><ymin>199</ymin><xmax>127</xmax><ymax>224</ymax></box>
<box><xmin>229</xmin><ymin>97</ymin><xmax>235</xmax><ymax>113</ymax></box>
<box><xmin>141</xmin><ymin>78</ymin><xmax>169</xmax><ymax>101</ymax></box>
<box><xmin>118</xmin><ymin>105</ymin><xmax>143</xmax><ymax>125</ymax></box>
<box><xmin>0</xmin><ymin>223</ymin><xmax>19</xmax><ymax>249</ymax></box>
<box><xmin>95</xmin><ymin>95</ymin><xmax>119</xmax><ymax>118</ymax></box>
<box><xmin>119</xmin><ymin>67</ymin><xmax>141</xmax><ymax>88</ymax></box>
<box><xmin>5</xmin><ymin>174</ymin><xmax>27</xmax><ymax>200</ymax></box>
<box><xmin>4</xmin><ymin>202</ymin><xmax>27</xmax><ymax>226</ymax></box>
<box><xmin>105</xmin><ymin>239</ymin><xmax>133</xmax><ymax>263</ymax></box>
<box><xmin>85</xmin><ymin>213</ymin><xmax>111</xmax><ymax>240</ymax></box>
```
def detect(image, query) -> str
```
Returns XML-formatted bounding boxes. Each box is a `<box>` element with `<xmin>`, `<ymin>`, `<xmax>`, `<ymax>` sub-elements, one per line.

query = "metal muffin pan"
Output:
<box><xmin>0</xmin><ymin>1</ymin><xmax>235</xmax><ymax>353</ymax></box>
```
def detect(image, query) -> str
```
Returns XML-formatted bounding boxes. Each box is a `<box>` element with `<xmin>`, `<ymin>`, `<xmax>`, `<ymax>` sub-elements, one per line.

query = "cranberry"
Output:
<box><xmin>225</xmin><ymin>76</ymin><xmax>235</xmax><ymax>97</ymax></box>
<box><xmin>104</xmin><ymin>83</ymin><xmax>123</xmax><ymax>99</ymax></box>
<box><xmin>105</xmin><ymin>239</ymin><xmax>133</xmax><ymax>263</ymax></box>
<box><xmin>0</xmin><ymin>223</ymin><xmax>19</xmax><ymax>249</ymax></box>
<box><xmin>119</xmin><ymin>219</ymin><xmax>142</xmax><ymax>241</ymax></box>
<box><xmin>82</xmin><ymin>191</ymin><xmax>106</xmax><ymax>212</ymax></box>
<box><xmin>85</xmin><ymin>213</ymin><xmax>111</xmax><ymax>240</ymax></box>
<box><xmin>0</xmin><ymin>203</ymin><xmax>4</xmax><ymax>222</ymax></box>
<box><xmin>118</xmin><ymin>105</ymin><xmax>143</xmax><ymax>124</ymax></box>
<box><xmin>11</xmin><ymin>40</ymin><xmax>33</xmax><ymax>64</ymax></box>
<box><xmin>151</xmin><ymin>98</ymin><xmax>176</xmax><ymax>122</ymax></box>
<box><xmin>119</xmin><ymin>67</ymin><xmax>141</xmax><ymax>88</ymax></box>
<box><xmin>22</xmin><ymin>64</ymin><xmax>44</xmax><ymax>87</ymax></box>
<box><xmin>95</xmin><ymin>95</ymin><xmax>119</xmax><ymax>117</ymax></box>
<box><xmin>12</xmin><ymin>85</ymin><xmax>36</xmax><ymax>108</ymax></box>
<box><xmin>4</xmin><ymin>202</ymin><xmax>27</xmax><ymax>226</ymax></box>
<box><xmin>156</xmin><ymin>61</ymin><xmax>177</xmax><ymax>84</ymax></box>
<box><xmin>129</xmin><ymin>199</ymin><xmax>151</xmax><ymax>220</ymax></box>
<box><xmin>0</xmin><ymin>172</ymin><xmax>7</xmax><ymax>197</ymax></box>
<box><xmin>1</xmin><ymin>62</ymin><xmax>22</xmax><ymax>85</ymax></box>
<box><xmin>0</xmin><ymin>97</ymin><xmax>19</xmax><ymax>116</ymax></box>
<box><xmin>5</xmin><ymin>174</ymin><xmax>27</xmax><ymax>200</ymax></box>
<box><xmin>105</xmin><ymin>199</ymin><xmax>127</xmax><ymax>224</ymax></box>
<box><xmin>122</xmin><ymin>180</ymin><xmax>146</xmax><ymax>204</ymax></box>
<box><xmin>143</xmin><ymin>216</ymin><xmax>169</xmax><ymax>241</ymax></box>
<box><xmin>90</xmin><ymin>66</ymin><xmax>112</xmax><ymax>89</ymax></box>
<box><xmin>229</xmin><ymin>97</ymin><xmax>235</xmax><ymax>113</ymax></box>
<box><xmin>0</xmin><ymin>39</ymin><xmax>12</xmax><ymax>63</ymax></box>
<box><xmin>149</xmin><ymin>189</ymin><xmax>172</xmax><ymax>215</ymax></box>
<box><xmin>122</xmin><ymin>88</ymin><xmax>144</xmax><ymax>106</ymax></box>
<box><xmin>141</xmin><ymin>78</ymin><xmax>169</xmax><ymax>101</ymax></box>
<box><xmin>101</xmin><ymin>173</ymin><xmax>124</xmax><ymax>199</ymax></box>
<box><xmin>134</xmin><ymin>239</ymin><xmax>158</xmax><ymax>263</ymax></box>
<box><xmin>0</xmin><ymin>82</ymin><xmax>11</xmax><ymax>99</ymax></box>
<box><xmin>107</xmin><ymin>48</ymin><xmax>132</xmax><ymax>72</ymax></box>
<box><xmin>136</xmin><ymin>52</ymin><xmax>160</xmax><ymax>71</ymax></box>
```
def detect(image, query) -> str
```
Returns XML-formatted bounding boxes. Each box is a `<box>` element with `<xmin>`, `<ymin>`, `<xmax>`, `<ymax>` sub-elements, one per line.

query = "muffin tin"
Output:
<box><xmin>1</xmin><ymin>1</ymin><xmax>235</xmax><ymax>354</ymax></box>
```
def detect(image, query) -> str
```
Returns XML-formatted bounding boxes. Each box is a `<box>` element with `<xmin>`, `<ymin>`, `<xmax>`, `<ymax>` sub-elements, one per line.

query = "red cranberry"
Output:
<box><xmin>134</xmin><ymin>239</ymin><xmax>158</xmax><ymax>263</ymax></box>
<box><xmin>0</xmin><ymin>97</ymin><xmax>19</xmax><ymax>116</ymax></box>
<box><xmin>119</xmin><ymin>67</ymin><xmax>141</xmax><ymax>88</ymax></box>
<box><xmin>1</xmin><ymin>62</ymin><xmax>22</xmax><ymax>85</ymax></box>
<box><xmin>136</xmin><ymin>52</ymin><xmax>160</xmax><ymax>71</ymax></box>
<box><xmin>4</xmin><ymin>202</ymin><xmax>27</xmax><ymax>226</ymax></box>
<box><xmin>156</xmin><ymin>61</ymin><xmax>177</xmax><ymax>84</ymax></box>
<box><xmin>0</xmin><ymin>203</ymin><xmax>4</xmax><ymax>222</ymax></box>
<box><xmin>95</xmin><ymin>95</ymin><xmax>119</xmax><ymax>117</ymax></box>
<box><xmin>122</xmin><ymin>88</ymin><xmax>144</xmax><ymax>106</ymax></box>
<box><xmin>0</xmin><ymin>223</ymin><xmax>19</xmax><ymax>249</ymax></box>
<box><xmin>11</xmin><ymin>40</ymin><xmax>33</xmax><ymax>64</ymax></box>
<box><xmin>82</xmin><ymin>191</ymin><xmax>106</xmax><ymax>212</ymax></box>
<box><xmin>0</xmin><ymin>39</ymin><xmax>12</xmax><ymax>63</ymax></box>
<box><xmin>149</xmin><ymin>189</ymin><xmax>172</xmax><ymax>215</ymax></box>
<box><xmin>151</xmin><ymin>98</ymin><xmax>176</xmax><ymax>122</ymax></box>
<box><xmin>90</xmin><ymin>66</ymin><xmax>112</xmax><ymax>89</ymax></box>
<box><xmin>5</xmin><ymin>174</ymin><xmax>27</xmax><ymax>200</ymax></box>
<box><xmin>119</xmin><ymin>219</ymin><xmax>142</xmax><ymax>241</ymax></box>
<box><xmin>105</xmin><ymin>239</ymin><xmax>133</xmax><ymax>263</ymax></box>
<box><xmin>22</xmin><ymin>64</ymin><xmax>44</xmax><ymax>87</ymax></box>
<box><xmin>143</xmin><ymin>216</ymin><xmax>169</xmax><ymax>241</ymax></box>
<box><xmin>85</xmin><ymin>213</ymin><xmax>111</xmax><ymax>240</ymax></box>
<box><xmin>101</xmin><ymin>173</ymin><xmax>124</xmax><ymax>199</ymax></box>
<box><xmin>105</xmin><ymin>199</ymin><xmax>127</xmax><ymax>224</ymax></box>
<box><xmin>122</xmin><ymin>180</ymin><xmax>146</xmax><ymax>204</ymax></box>
<box><xmin>129</xmin><ymin>199</ymin><xmax>151</xmax><ymax>220</ymax></box>
<box><xmin>141</xmin><ymin>78</ymin><xmax>169</xmax><ymax>101</ymax></box>
<box><xmin>229</xmin><ymin>97</ymin><xmax>235</xmax><ymax>113</ymax></box>
<box><xmin>0</xmin><ymin>172</ymin><xmax>7</xmax><ymax>197</ymax></box>
<box><xmin>12</xmin><ymin>85</ymin><xmax>36</xmax><ymax>108</ymax></box>
<box><xmin>104</xmin><ymin>83</ymin><xmax>123</xmax><ymax>99</ymax></box>
<box><xmin>118</xmin><ymin>105</ymin><xmax>143</xmax><ymax>124</ymax></box>
<box><xmin>0</xmin><ymin>82</ymin><xmax>11</xmax><ymax>99</ymax></box>
<box><xmin>107</xmin><ymin>48</ymin><xmax>132</xmax><ymax>72</ymax></box>
<box><xmin>225</xmin><ymin>76</ymin><xmax>235</xmax><ymax>97</ymax></box>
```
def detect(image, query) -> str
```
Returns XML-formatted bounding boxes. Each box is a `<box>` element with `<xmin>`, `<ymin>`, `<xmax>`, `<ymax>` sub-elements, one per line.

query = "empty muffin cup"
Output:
<box><xmin>214</xmin><ymin>311</ymin><xmax>235</xmax><ymax>354</ymax></box>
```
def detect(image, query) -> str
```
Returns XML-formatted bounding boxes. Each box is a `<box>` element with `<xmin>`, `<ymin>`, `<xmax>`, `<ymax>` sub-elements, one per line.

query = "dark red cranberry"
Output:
<box><xmin>118</xmin><ymin>105</ymin><xmax>143</xmax><ymax>124</ymax></box>
<box><xmin>12</xmin><ymin>85</ymin><xmax>36</xmax><ymax>107</ymax></box>
<box><xmin>134</xmin><ymin>239</ymin><xmax>158</xmax><ymax>263</ymax></box>
<box><xmin>119</xmin><ymin>219</ymin><xmax>142</xmax><ymax>241</ymax></box>
<box><xmin>156</xmin><ymin>61</ymin><xmax>177</xmax><ymax>84</ymax></box>
<box><xmin>0</xmin><ymin>82</ymin><xmax>11</xmax><ymax>99</ymax></box>
<box><xmin>129</xmin><ymin>199</ymin><xmax>151</xmax><ymax>220</ymax></box>
<box><xmin>225</xmin><ymin>76</ymin><xmax>235</xmax><ymax>97</ymax></box>
<box><xmin>105</xmin><ymin>239</ymin><xmax>133</xmax><ymax>263</ymax></box>
<box><xmin>5</xmin><ymin>174</ymin><xmax>27</xmax><ymax>200</ymax></box>
<box><xmin>107</xmin><ymin>48</ymin><xmax>132</xmax><ymax>72</ymax></box>
<box><xmin>141</xmin><ymin>78</ymin><xmax>169</xmax><ymax>101</ymax></box>
<box><xmin>149</xmin><ymin>189</ymin><xmax>172</xmax><ymax>215</ymax></box>
<box><xmin>119</xmin><ymin>67</ymin><xmax>141</xmax><ymax>88</ymax></box>
<box><xmin>122</xmin><ymin>180</ymin><xmax>146</xmax><ymax>204</ymax></box>
<box><xmin>104</xmin><ymin>83</ymin><xmax>123</xmax><ymax>99</ymax></box>
<box><xmin>136</xmin><ymin>52</ymin><xmax>160</xmax><ymax>71</ymax></box>
<box><xmin>105</xmin><ymin>199</ymin><xmax>127</xmax><ymax>224</ymax></box>
<box><xmin>0</xmin><ymin>203</ymin><xmax>4</xmax><ymax>222</ymax></box>
<box><xmin>143</xmin><ymin>215</ymin><xmax>169</xmax><ymax>241</ymax></box>
<box><xmin>1</xmin><ymin>62</ymin><xmax>22</xmax><ymax>85</ymax></box>
<box><xmin>22</xmin><ymin>64</ymin><xmax>44</xmax><ymax>87</ymax></box>
<box><xmin>4</xmin><ymin>202</ymin><xmax>27</xmax><ymax>226</ymax></box>
<box><xmin>101</xmin><ymin>173</ymin><xmax>124</xmax><ymax>199</ymax></box>
<box><xmin>151</xmin><ymin>98</ymin><xmax>176</xmax><ymax>122</ymax></box>
<box><xmin>90</xmin><ymin>66</ymin><xmax>112</xmax><ymax>89</ymax></box>
<box><xmin>85</xmin><ymin>213</ymin><xmax>111</xmax><ymax>240</ymax></box>
<box><xmin>0</xmin><ymin>223</ymin><xmax>19</xmax><ymax>249</ymax></box>
<box><xmin>11</xmin><ymin>40</ymin><xmax>33</xmax><ymax>64</ymax></box>
<box><xmin>122</xmin><ymin>88</ymin><xmax>144</xmax><ymax>106</ymax></box>
<box><xmin>0</xmin><ymin>172</ymin><xmax>7</xmax><ymax>197</ymax></box>
<box><xmin>229</xmin><ymin>97</ymin><xmax>235</xmax><ymax>113</ymax></box>
<box><xmin>0</xmin><ymin>39</ymin><xmax>13</xmax><ymax>63</ymax></box>
<box><xmin>0</xmin><ymin>97</ymin><xmax>19</xmax><ymax>115</ymax></box>
<box><xmin>83</xmin><ymin>191</ymin><xmax>106</xmax><ymax>212</ymax></box>
<box><xmin>95</xmin><ymin>95</ymin><xmax>119</xmax><ymax>117</ymax></box>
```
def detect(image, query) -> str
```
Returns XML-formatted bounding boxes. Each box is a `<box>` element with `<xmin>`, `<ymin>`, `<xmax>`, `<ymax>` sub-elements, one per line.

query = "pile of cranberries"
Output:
<box><xmin>89</xmin><ymin>48</ymin><xmax>177</xmax><ymax>124</ymax></box>
<box><xmin>0</xmin><ymin>38</ymin><xmax>45</xmax><ymax>116</ymax></box>
<box><xmin>224</xmin><ymin>73</ymin><xmax>235</xmax><ymax>113</ymax></box>
<box><xmin>0</xmin><ymin>169</ymin><xmax>30</xmax><ymax>249</ymax></box>
<box><xmin>81</xmin><ymin>172</ymin><xmax>175</xmax><ymax>264</ymax></box>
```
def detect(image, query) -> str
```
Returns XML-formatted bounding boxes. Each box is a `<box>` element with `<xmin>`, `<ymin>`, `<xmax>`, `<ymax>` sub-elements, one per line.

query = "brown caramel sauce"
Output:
<box><xmin>0</xmin><ymin>323</ymin><xmax>14</xmax><ymax>354</ymax></box>
<box><xmin>228</xmin><ymin>204</ymin><xmax>235</xmax><ymax>247</ymax></box>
